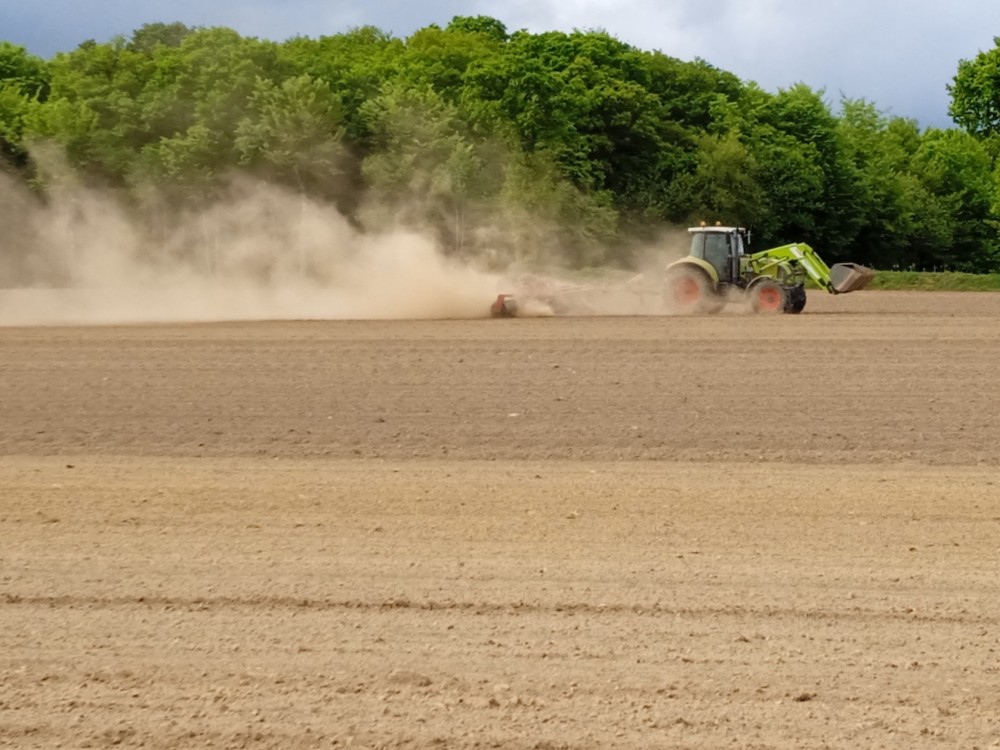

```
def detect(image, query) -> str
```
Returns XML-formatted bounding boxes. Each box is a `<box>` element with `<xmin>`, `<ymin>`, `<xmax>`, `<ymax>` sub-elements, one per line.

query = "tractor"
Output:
<box><xmin>664</xmin><ymin>224</ymin><xmax>874</xmax><ymax>314</ymax></box>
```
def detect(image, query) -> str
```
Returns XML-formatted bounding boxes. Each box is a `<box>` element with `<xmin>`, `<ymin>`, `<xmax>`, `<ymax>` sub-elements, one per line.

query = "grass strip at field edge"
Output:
<box><xmin>871</xmin><ymin>270</ymin><xmax>1000</xmax><ymax>291</ymax></box>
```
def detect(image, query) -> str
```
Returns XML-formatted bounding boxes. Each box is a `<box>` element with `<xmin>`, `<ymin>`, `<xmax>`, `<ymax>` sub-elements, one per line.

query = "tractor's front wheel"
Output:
<box><xmin>784</xmin><ymin>285</ymin><xmax>807</xmax><ymax>314</ymax></box>
<box><xmin>664</xmin><ymin>268</ymin><xmax>721</xmax><ymax>315</ymax></box>
<box><xmin>747</xmin><ymin>278</ymin><xmax>786</xmax><ymax>313</ymax></box>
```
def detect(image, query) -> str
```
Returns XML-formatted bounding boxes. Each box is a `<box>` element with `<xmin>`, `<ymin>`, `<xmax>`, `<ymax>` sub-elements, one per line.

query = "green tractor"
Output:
<box><xmin>664</xmin><ymin>225</ymin><xmax>874</xmax><ymax>314</ymax></box>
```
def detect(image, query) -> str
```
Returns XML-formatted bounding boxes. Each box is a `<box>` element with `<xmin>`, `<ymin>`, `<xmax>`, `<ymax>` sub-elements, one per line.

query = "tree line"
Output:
<box><xmin>2</xmin><ymin>18</ymin><xmax>1000</xmax><ymax>272</ymax></box>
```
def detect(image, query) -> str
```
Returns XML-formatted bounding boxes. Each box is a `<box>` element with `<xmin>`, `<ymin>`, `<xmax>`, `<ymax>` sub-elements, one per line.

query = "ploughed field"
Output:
<box><xmin>2</xmin><ymin>290</ymin><xmax>1000</xmax><ymax>749</ymax></box>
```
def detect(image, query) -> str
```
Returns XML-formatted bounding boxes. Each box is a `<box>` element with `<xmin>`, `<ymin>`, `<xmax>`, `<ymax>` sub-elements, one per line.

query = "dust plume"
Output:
<box><xmin>0</xmin><ymin>160</ymin><xmax>689</xmax><ymax>326</ymax></box>
<box><xmin>493</xmin><ymin>227</ymin><xmax>691</xmax><ymax>316</ymax></box>
<box><xmin>0</xmin><ymin>170</ymin><xmax>508</xmax><ymax>326</ymax></box>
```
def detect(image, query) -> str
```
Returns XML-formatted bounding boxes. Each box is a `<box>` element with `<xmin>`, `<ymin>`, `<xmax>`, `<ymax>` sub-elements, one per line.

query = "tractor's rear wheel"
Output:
<box><xmin>664</xmin><ymin>267</ymin><xmax>721</xmax><ymax>315</ymax></box>
<box><xmin>748</xmin><ymin>278</ymin><xmax>786</xmax><ymax>313</ymax></box>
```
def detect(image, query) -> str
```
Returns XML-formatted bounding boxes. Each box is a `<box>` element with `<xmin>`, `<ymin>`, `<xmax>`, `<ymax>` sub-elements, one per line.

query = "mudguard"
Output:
<box><xmin>665</xmin><ymin>257</ymin><xmax>720</xmax><ymax>286</ymax></box>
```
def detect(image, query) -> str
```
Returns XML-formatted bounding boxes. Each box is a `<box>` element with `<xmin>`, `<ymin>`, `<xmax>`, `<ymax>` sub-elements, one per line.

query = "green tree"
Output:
<box><xmin>647</xmin><ymin>56</ymin><xmax>742</xmax><ymax>133</ymax></box>
<box><xmin>498</xmin><ymin>149</ymin><xmax>620</xmax><ymax>267</ymax></box>
<box><xmin>840</xmin><ymin>100</ymin><xmax>997</xmax><ymax>271</ymax></box>
<box><xmin>0</xmin><ymin>91</ymin><xmax>29</xmax><ymax>170</ymax></box>
<box><xmin>127</xmin><ymin>22</ymin><xmax>193</xmax><ymax>54</ymax></box>
<box><xmin>445</xmin><ymin>16</ymin><xmax>509</xmax><ymax>43</ymax></box>
<box><xmin>838</xmin><ymin>99</ymin><xmax>921</xmax><ymax>269</ymax></box>
<box><xmin>279</xmin><ymin>27</ymin><xmax>402</xmax><ymax>144</ymax></box>
<box><xmin>0</xmin><ymin>42</ymin><xmax>49</xmax><ymax>169</ymax></box>
<box><xmin>27</xmin><ymin>38</ymin><xmax>151</xmax><ymax>181</ymax></box>
<box><xmin>235</xmin><ymin>74</ymin><xmax>347</xmax><ymax>199</ymax></box>
<box><xmin>0</xmin><ymin>42</ymin><xmax>50</xmax><ymax>100</ymax></box>
<box><xmin>463</xmin><ymin>28</ymin><xmax>700</xmax><ymax>215</ymax></box>
<box><xmin>909</xmin><ymin>128</ymin><xmax>996</xmax><ymax>270</ymax></box>
<box><xmin>672</xmin><ymin>131</ymin><xmax>765</xmax><ymax>226</ymax></box>
<box><xmin>137</xmin><ymin>27</ymin><xmax>289</xmax><ymax>168</ymax></box>
<box><xmin>28</xmin><ymin>26</ymin><xmax>288</xmax><ymax>190</ymax></box>
<box><xmin>359</xmin><ymin>81</ymin><xmax>500</xmax><ymax>253</ymax></box>
<box><xmin>392</xmin><ymin>22</ymin><xmax>508</xmax><ymax>117</ymax></box>
<box><xmin>737</xmin><ymin>84</ymin><xmax>861</xmax><ymax>256</ymax></box>
<box><xmin>8</xmin><ymin>18</ymin><xmax>999</xmax><ymax>273</ymax></box>
<box><xmin>949</xmin><ymin>38</ymin><xmax>1000</xmax><ymax>137</ymax></box>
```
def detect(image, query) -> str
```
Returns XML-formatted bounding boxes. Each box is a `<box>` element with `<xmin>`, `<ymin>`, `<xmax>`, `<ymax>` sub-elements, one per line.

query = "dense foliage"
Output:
<box><xmin>3</xmin><ymin>18</ymin><xmax>1000</xmax><ymax>271</ymax></box>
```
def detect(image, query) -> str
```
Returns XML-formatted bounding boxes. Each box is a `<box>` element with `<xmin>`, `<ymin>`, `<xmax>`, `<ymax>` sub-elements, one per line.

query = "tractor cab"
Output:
<box><xmin>687</xmin><ymin>225</ymin><xmax>749</xmax><ymax>285</ymax></box>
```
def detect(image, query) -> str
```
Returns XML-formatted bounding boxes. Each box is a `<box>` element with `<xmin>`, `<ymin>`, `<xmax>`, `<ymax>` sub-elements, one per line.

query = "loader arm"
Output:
<box><xmin>748</xmin><ymin>243</ymin><xmax>873</xmax><ymax>294</ymax></box>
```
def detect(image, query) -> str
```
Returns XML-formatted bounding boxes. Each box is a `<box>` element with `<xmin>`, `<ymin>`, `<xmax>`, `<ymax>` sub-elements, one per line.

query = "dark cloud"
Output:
<box><xmin>3</xmin><ymin>0</ymin><xmax>997</xmax><ymax>127</ymax></box>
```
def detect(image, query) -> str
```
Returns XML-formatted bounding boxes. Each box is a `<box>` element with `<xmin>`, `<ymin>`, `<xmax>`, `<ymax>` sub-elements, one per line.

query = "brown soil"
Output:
<box><xmin>3</xmin><ymin>290</ymin><xmax>1000</xmax><ymax>748</ymax></box>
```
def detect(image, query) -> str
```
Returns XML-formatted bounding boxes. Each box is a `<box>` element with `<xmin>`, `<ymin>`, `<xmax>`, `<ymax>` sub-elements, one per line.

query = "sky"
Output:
<box><xmin>2</xmin><ymin>0</ymin><xmax>999</xmax><ymax>129</ymax></box>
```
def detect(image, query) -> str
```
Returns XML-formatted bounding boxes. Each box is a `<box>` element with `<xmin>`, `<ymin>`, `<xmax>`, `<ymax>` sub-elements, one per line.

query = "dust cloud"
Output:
<box><xmin>0</xmin><ymin>170</ymin><xmax>509</xmax><ymax>325</ymax></box>
<box><xmin>0</xmin><ymin>167</ymin><xmax>683</xmax><ymax>327</ymax></box>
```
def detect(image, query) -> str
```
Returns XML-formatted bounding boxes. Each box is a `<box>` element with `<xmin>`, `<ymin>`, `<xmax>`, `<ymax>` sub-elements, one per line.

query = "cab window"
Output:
<box><xmin>702</xmin><ymin>233</ymin><xmax>730</xmax><ymax>275</ymax></box>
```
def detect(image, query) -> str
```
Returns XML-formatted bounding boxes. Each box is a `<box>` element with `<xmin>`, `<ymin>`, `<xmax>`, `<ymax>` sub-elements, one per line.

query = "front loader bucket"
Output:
<box><xmin>830</xmin><ymin>263</ymin><xmax>875</xmax><ymax>294</ymax></box>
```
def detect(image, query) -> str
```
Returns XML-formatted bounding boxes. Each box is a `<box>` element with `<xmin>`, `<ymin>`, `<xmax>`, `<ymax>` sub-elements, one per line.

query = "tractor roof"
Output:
<box><xmin>688</xmin><ymin>225</ymin><xmax>744</xmax><ymax>233</ymax></box>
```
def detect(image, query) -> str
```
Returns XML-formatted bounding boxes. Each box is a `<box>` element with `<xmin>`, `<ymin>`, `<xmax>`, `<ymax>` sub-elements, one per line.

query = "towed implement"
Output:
<box><xmin>664</xmin><ymin>224</ymin><xmax>873</xmax><ymax>314</ymax></box>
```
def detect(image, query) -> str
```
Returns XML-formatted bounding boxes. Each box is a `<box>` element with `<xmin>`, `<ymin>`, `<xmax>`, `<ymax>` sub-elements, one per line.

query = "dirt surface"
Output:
<box><xmin>3</xmin><ymin>290</ymin><xmax>1000</xmax><ymax>748</ymax></box>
